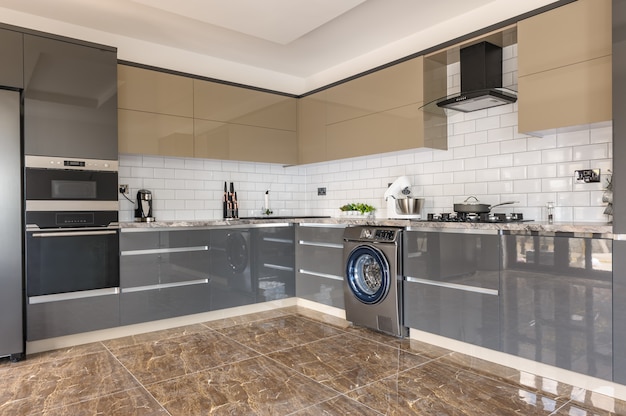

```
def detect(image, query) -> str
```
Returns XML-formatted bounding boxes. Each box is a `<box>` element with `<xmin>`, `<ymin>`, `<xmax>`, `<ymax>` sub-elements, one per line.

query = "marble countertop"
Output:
<box><xmin>119</xmin><ymin>217</ymin><xmax>613</xmax><ymax>237</ymax></box>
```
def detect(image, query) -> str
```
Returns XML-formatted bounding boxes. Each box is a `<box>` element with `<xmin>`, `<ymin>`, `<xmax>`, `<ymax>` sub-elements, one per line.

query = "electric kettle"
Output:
<box><xmin>135</xmin><ymin>189</ymin><xmax>154</xmax><ymax>222</ymax></box>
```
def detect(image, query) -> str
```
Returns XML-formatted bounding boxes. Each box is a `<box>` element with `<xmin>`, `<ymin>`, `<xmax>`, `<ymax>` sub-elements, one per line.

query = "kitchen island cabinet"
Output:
<box><xmin>295</xmin><ymin>223</ymin><xmax>346</xmax><ymax>308</ymax></box>
<box><xmin>402</xmin><ymin>228</ymin><xmax>501</xmax><ymax>351</ymax></box>
<box><xmin>119</xmin><ymin>229</ymin><xmax>211</xmax><ymax>325</ymax></box>
<box><xmin>500</xmin><ymin>231</ymin><xmax>612</xmax><ymax>380</ymax></box>
<box><xmin>517</xmin><ymin>0</ymin><xmax>612</xmax><ymax>133</ymax></box>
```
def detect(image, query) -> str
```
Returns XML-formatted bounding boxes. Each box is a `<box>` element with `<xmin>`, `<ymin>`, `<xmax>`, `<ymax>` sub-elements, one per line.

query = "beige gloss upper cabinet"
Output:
<box><xmin>297</xmin><ymin>91</ymin><xmax>327</xmax><ymax>165</ymax></box>
<box><xmin>117</xmin><ymin>65</ymin><xmax>194</xmax><ymax>157</ymax></box>
<box><xmin>193</xmin><ymin>79</ymin><xmax>298</xmax><ymax>164</ymax></box>
<box><xmin>193</xmin><ymin>80</ymin><xmax>296</xmax><ymax>131</ymax></box>
<box><xmin>323</xmin><ymin>57</ymin><xmax>429</xmax><ymax>161</ymax></box>
<box><xmin>118</xmin><ymin>109</ymin><xmax>194</xmax><ymax>157</ymax></box>
<box><xmin>517</xmin><ymin>0</ymin><xmax>611</xmax><ymax>77</ymax></box>
<box><xmin>517</xmin><ymin>0</ymin><xmax>612</xmax><ymax>133</ymax></box>
<box><xmin>324</xmin><ymin>58</ymin><xmax>423</xmax><ymax>125</ymax></box>
<box><xmin>117</xmin><ymin>65</ymin><xmax>193</xmax><ymax>117</ymax></box>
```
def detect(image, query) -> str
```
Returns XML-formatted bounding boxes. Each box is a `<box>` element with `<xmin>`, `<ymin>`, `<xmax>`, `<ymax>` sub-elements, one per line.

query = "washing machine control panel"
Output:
<box><xmin>357</xmin><ymin>228</ymin><xmax>398</xmax><ymax>242</ymax></box>
<box><xmin>374</xmin><ymin>229</ymin><xmax>396</xmax><ymax>241</ymax></box>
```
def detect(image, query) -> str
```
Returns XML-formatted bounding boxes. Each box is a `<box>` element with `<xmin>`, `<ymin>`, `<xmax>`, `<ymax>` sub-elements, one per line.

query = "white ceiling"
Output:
<box><xmin>0</xmin><ymin>0</ymin><xmax>561</xmax><ymax>94</ymax></box>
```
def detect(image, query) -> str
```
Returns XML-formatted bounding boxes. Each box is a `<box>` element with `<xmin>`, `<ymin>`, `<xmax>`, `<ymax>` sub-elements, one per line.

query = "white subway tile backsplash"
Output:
<box><xmin>465</xmin><ymin>131</ymin><xmax>488</xmax><ymax>145</ymax></box>
<box><xmin>542</xmin><ymin>177</ymin><xmax>572</xmax><ymax>193</ymax></box>
<box><xmin>476</xmin><ymin>143</ymin><xmax>501</xmax><ymax>157</ymax></box>
<box><xmin>573</xmin><ymin>144</ymin><xmax>608</xmax><ymax>161</ymax></box>
<box><xmin>556</xmin><ymin>129</ymin><xmax>590</xmax><ymax>147</ymax></box>
<box><xmin>488</xmin><ymin>126</ymin><xmax>515</xmax><ymax>142</ymax></box>
<box><xmin>453</xmin><ymin>120</ymin><xmax>476</xmax><ymax>135</ymax></box>
<box><xmin>542</xmin><ymin>148</ymin><xmax>573</xmax><ymax>164</ymax></box>
<box><xmin>476</xmin><ymin>116</ymin><xmax>501</xmax><ymax>131</ymax></box>
<box><xmin>487</xmin><ymin>154</ymin><xmax>513</xmax><ymax>168</ymax></box>
<box><xmin>527</xmin><ymin>135</ymin><xmax>557</xmax><ymax>151</ymax></box>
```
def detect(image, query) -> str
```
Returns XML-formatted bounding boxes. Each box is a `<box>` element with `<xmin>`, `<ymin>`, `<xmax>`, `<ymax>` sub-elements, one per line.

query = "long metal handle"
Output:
<box><xmin>29</xmin><ymin>287</ymin><xmax>120</xmax><ymax>304</ymax></box>
<box><xmin>32</xmin><ymin>230</ymin><xmax>118</xmax><ymax>238</ymax></box>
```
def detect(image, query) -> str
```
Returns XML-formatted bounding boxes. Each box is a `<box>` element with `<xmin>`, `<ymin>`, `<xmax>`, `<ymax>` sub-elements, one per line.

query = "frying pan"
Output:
<box><xmin>453</xmin><ymin>196</ymin><xmax>518</xmax><ymax>214</ymax></box>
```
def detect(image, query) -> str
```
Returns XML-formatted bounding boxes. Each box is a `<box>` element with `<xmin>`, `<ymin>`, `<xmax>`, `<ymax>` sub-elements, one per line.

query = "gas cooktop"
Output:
<box><xmin>425</xmin><ymin>212</ymin><xmax>533</xmax><ymax>223</ymax></box>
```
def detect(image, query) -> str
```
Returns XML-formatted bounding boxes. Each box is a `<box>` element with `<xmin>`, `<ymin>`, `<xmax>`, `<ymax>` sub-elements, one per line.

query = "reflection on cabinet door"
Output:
<box><xmin>23</xmin><ymin>34</ymin><xmax>118</xmax><ymax>159</ymax></box>
<box><xmin>118</xmin><ymin>109</ymin><xmax>194</xmax><ymax>157</ymax></box>
<box><xmin>402</xmin><ymin>229</ymin><xmax>501</xmax><ymax>350</ymax></box>
<box><xmin>501</xmin><ymin>232</ymin><xmax>612</xmax><ymax>380</ymax></box>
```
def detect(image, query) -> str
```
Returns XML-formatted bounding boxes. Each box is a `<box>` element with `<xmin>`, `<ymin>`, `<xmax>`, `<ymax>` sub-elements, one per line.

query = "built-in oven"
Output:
<box><xmin>26</xmin><ymin>227</ymin><xmax>120</xmax><ymax>303</ymax></box>
<box><xmin>25</xmin><ymin>155</ymin><xmax>120</xmax><ymax>305</ymax></box>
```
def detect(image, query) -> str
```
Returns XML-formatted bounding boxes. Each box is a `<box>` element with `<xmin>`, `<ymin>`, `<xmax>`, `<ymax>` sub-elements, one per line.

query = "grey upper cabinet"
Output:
<box><xmin>0</xmin><ymin>28</ymin><xmax>23</xmax><ymax>88</ymax></box>
<box><xmin>402</xmin><ymin>229</ymin><xmax>501</xmax><ymax>351</ymax></box>
<box><xmin>23</xmin><ymin>34</ymin><xmax>118</xmax><ymax>160</ymax></box>
<box><xmin>500</xmin><ymin>232</ymin><xmax>612</xmax><ymax>381</ymax></box>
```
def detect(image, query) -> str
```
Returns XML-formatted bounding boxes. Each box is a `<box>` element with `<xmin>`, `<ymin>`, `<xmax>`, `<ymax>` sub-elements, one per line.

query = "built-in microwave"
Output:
<box><xmin>25</xmin><ymin>155</ymin><xmax>119</xmax><ymax>228</ymax></box>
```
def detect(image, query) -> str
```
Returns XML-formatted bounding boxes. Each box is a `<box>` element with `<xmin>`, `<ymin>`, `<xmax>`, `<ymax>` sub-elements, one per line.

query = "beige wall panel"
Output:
<box><xmin>518</xmin><ymin>0</ymin><xmax>611</xmax><ymax>77</ymax></box>
<box><xmin>118</xmin><ymin>109</ymin><xmax>194</xmax><ymax>157</ymax></box>
<box><xmin>326</xmin><ymin>103</ymin><xmax>424</xmax><ymax>160</ymax></box>
<box><xmin>194</xmin><ymin>119</ymin><xmax>229</xmax><ymax>160</ymax></box>
<box><xmin>228</xmin><ymin>125</ymin><xmax>298</xmax><ymax>164</ymax></box>
<box><xmin>117</xmin><ymin>65</ymin><xmax>193</xmax><ymax>117</ymax></box>
<box><xmin>194</xmin><ymin>79</ymin><xmax>296</xmax><ymax>130</ymax></box>
<box><xmin>297</xmin><ymin>93</ymin><xmax>327</xmax><ymax>164</ymax></box>
<box><xmin>325</xmin><ymin>57</ymin><xmax>423</xmax><ymax>124</ymax></box>
<box><xmin>518</xmin><ymin>56</ymin><xmax>612</xmax><ymax>133</ymax></box>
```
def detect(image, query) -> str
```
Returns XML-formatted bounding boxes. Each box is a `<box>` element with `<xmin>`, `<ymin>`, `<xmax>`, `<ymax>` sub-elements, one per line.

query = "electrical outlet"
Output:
<box><xmin>119</xmin><ymin>184</ymin><xmax>129</xmax><ymax>194</ymax></box>
<box><xmin>317</xmin><ymin>187</ymin><xmax>326</xmax><ymax>196</ymax></box>
<box><xmin>575</xmin><ymin>169</ymin><xmax>601</xmax><ymax>183</ymax></box>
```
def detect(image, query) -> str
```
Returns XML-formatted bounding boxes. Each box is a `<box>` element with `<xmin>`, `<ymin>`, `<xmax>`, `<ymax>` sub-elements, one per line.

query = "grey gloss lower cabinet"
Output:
<box><xmin>253</xmin><ymin>225</ymin><xmax>295</xmax><ymax>302</ymax></box>
<box><xmin>209</xmin><ymin>228</ymin><xmax>256</xmax><ymax>310</ymax></box>
<box><xmin>500</xmin><ymin>232</ymin><xmax>612</xmax><ymax>380</ymax></box>
<box><xmin>402</xmin><ymin>229</ymin><xmax>501</xmax><ymax>351</ymax></box>
<box><xmin>295</xmin><ymin>224</ymin><xmax>346</xmax><ymax>308</ymax></box>
<box><xmin>120</xmin><ymin>230</ymin><xmax>211</xmax><ymax>325</ymax></box>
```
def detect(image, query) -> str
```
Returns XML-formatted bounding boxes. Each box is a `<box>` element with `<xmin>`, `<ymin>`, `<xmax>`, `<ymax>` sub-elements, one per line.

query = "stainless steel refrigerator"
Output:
<box><xmin>0</xmin><ymin>88</ymin><xmax>24</xmax><ymax>361</ymax></box>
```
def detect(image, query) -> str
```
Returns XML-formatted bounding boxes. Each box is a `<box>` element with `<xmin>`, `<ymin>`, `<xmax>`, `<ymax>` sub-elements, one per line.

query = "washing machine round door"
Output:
<box><xmin>346</xmin><ymin>245</ymin><xmax>390</xmax><ymax>304</ymax></box>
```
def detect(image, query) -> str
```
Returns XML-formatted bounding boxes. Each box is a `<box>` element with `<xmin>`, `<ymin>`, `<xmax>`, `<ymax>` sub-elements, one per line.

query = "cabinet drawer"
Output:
<box><xmin>120</xmin><ymin>231</ymin><xmax>160</xmax><ymax>251</ymax></box>
<box><xmin>296</xmin><ymin>243</ymin><xmax>344</xmax><ymax>278</ymax></box>
<box><xmin>120</xmin><ymin>281</ymin><xmax>210</xmax><ymax>325</ymax></box>
<box><xmin>403</xmin><ymin>280</ymin><xmax>500</xmax><ymax>351</ymax></box>
<box><xmin>296</xmin><ymin>272</ymin><xmax>344</xmax><ymax>309</ymax></box>
<box><xmin>120</xmin><ymin>254</ymin><xmax>160</xmax><ymax>288</ymax></box>
<box><xmin>296</xmin><ymin>224</ymin><xmax>346</xmax><ymax>242</ymax></box>
<box><xmin>27</xmin><ymin>294</ymin><xmax>120</xmax><ymax>340</ymax></box>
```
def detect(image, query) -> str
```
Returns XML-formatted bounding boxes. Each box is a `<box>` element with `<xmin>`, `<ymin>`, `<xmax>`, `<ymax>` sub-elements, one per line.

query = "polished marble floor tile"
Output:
<box><xmin>3</xmin><ymin>310</ymin><xmax>626</xmax><ymax>415</ymax></box>
<box><xmin>110</xmin><ymin>330</ymin><xmax>260</xmax><ymax>385</ymax></box>
<box><xmin>0</xmin><ymin>350</ymin><xmax>141</xmax><ymax>415</ymax></box>
<box><xmin>146</xmin><ymin>356</ymin><xmax>338</xmax><ymax>415</ymax></box>
<box><xmin>203</xmin><ymin>308</ymin><xmax>293</xmax><ymax>330</ymax></box>
<box><xmin>268</xmin><ymin>332</ymin><xmax>431</xmax><ymax>393</ymax></box>
<box><xmin>216</xmin><ymin>315</ymin><xmax>344</xmax><ymax>354</ymax></box>
<box><xmin>289</xmin><ymin>394</ymin><xmax>383</xmax><ymax>415</ymax></box>
<box><xmin>346</xmin><ymin>360</ymin><xmax>568</xmax><ymax>416</ymax></box>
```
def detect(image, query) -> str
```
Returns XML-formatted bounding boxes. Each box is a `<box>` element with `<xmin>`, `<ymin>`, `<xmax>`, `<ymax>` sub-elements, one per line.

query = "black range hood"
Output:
<box><xmin>436</xmin><ymin>41</ymin><xmax>517</xmax><ymax>113</ymax></box>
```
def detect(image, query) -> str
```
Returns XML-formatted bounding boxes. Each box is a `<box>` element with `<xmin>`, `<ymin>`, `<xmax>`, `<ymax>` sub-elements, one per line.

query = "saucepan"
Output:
<box><xmin>453</xmin><ymin>196</ymin><xmax>518</xmax><ymax>214</ymax></box>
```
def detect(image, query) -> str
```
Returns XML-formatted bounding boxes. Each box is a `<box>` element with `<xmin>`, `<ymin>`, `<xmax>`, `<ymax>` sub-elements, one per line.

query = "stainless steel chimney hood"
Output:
<box><xmin>435</xmin><ymin>41</ymin><xmax>517</xmax><ymax>113</ymax></box>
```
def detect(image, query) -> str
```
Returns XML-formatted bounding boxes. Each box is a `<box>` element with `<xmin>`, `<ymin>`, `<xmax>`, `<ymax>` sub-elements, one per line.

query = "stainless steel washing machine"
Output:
<box><xmin>343</xmin><ymin>226</ymin><xmax>407</xmax><ymax>337</ymax></box>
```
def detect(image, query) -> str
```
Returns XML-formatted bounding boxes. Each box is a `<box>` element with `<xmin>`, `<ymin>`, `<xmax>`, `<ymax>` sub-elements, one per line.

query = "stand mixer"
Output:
<box><xmin>384</xmin><ymin>176</ymin><xmax>423</xmax><ymax>219</ymax></box>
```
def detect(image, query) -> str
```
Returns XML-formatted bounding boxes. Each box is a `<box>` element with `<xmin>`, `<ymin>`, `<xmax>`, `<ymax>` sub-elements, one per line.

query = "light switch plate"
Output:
<box><xmin>317</xmin><ymin>187</ymin><xmax>326</xmax><ymax>196</ymax></box>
